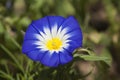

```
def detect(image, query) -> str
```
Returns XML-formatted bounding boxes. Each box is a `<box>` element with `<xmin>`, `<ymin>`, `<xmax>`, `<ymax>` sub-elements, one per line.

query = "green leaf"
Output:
<box><xmin>0</xmin><ymin>70</ymin><xmax>15</xmax><ymax>80</ymax></box>
<box><xmin>80</xmin><ymin>55</ymin><xmax>109</xmax><ymax>61</ymax></box>
<box><xmin>0</xmin><ymin>44</ymin><xmax>24</xmax><ymax>73</ymax></box>
<box><xmin>74</xmin><ymin>48</ymin><xmax>112</xmax><ymax>66</ymax></box>
<box><xmin>99</xmin><ymin>48</ymin><xmax>112</xmax><ymax>66</ymax></box>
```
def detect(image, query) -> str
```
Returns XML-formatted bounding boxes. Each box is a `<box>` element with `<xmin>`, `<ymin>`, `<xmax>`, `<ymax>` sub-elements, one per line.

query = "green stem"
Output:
<box><xmin>75</xmin><ymin>48</ymin><xmax>94</xmax><ymax>55</ymax></box>
<box><xmin>0</xmin><ymin>70</ymin><xmax>15</xmax><ymax>80</ymax></box>
<box><xmin>0</xmin><ymin>44</ymin><xmax>24</xmax><ymax>73</ymax></box>
<box><xmin>56</xmin><ymin>66</ymin><xmax>62</xmax><ymax>80</ymax></box>
<box><xmin>10</xmin><ymin>38</ymin><xmax>21</xmax><ymax>50</ymax></box>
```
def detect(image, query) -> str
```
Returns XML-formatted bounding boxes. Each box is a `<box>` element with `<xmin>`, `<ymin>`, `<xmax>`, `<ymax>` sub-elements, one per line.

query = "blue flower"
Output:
<box><xmin>22</xmin><ymin>16</ymin><xmax>83</xmax><ymax>67</ymax></box>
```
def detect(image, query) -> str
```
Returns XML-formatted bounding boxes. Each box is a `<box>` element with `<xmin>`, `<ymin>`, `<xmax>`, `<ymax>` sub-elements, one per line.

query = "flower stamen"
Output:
<box><xmin>46</xmin><ymin>37</ymin><xmax>62</xmax><ymax>50</ymax></box>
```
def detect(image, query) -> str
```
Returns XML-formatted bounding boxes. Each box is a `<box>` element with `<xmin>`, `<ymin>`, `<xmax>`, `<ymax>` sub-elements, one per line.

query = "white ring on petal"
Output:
<box><xmin>37</xmin><ymin>24</ymin><xmax>72</xmax><ymax>53</ymax></box>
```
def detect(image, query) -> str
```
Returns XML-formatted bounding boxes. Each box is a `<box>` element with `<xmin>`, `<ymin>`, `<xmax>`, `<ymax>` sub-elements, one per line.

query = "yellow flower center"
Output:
<box><xmin>46</xmin><ymin>37</ymin><xmax>62</xmax><ymax>50</ymax></box>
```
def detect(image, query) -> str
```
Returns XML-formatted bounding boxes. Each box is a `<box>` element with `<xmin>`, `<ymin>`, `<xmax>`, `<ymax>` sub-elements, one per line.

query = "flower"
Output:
<box><xmin>22</xmin><ymin>16</ymin><xmax>82</xmax><ymax>67</ymax></box>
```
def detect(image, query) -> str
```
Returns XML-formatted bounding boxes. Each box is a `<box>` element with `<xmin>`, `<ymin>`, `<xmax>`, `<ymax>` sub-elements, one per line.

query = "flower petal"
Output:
<box><xmin>32</xmin><ymin>16</ymin><xmax>65</xmax><ymax>36</ymax></box>
<box><xmin>40</xmin><ymin>52</ymin><xmax>59</xmax><ymax>67</ymax></box>
<box><xmin>47</xmin><ymin>16</ymin><xmax>65</xmax><ymax>37</ymax></box>
<box><xmin>59</xmin><ymin>49</ymin><xmax>73</xmax><ymax>64</ymax></box>
<box><xmin>25</xmin><ymin>23</ymin><xmax>39</xmax><ymax>34</ymax></box>
<box><xmin>61</xmin><ymin>16</ymin><xmax>82</xmax><ymax>34</ymax></box>
<box><xmin>24</xmin><ymin>33</ymin><xmax>43</xmax><ymax>41</ymax></box>
<box><xmin>47</xmin><ymin>16</ymin><xmax>65</xmax><ymax>28</ymax></box>
<box><xmin>31</xmin><ymin>17</ymin><xmax>50</xmax><ymax>36</ymax></box>
<box><xmin>64</xmin><ymin>41</ymin><xmax>80</xmax><ymax>53</ymax></box>
<box><xmin>60</xmin><ymin>16</ymin><xmax>83</xmax><ymax>50</ymax></box>
<box><xmin>22</xmin><ymin>40</ymin><xmax>46</xmax><ymax>53</ymax></box>
<box><xmin>27</xmin><ymin>49</ymin><xmax>46</xmax><ymax>61</ymax></box>
<box><xmin>66</xmin><ymin>30</ymin><xmax>83</xmax><ymax>46</ymax></box>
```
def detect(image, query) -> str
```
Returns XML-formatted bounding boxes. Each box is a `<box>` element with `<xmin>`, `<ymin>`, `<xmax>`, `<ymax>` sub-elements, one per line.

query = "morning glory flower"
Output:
<box><xmin>22</xmin><ymin>16</ymin><xmax>82</xmax><ymax>67</ymax></box>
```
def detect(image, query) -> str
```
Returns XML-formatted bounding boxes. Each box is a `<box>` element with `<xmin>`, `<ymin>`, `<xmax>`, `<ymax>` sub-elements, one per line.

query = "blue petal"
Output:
<box><xmin>32</xmin><ymin>16</ymin><xmax>65</xmax><ymax>33</ymax></box>
<box><xmin>59</xmin><ymin>49</ymin><xmax>73</xmax><ymax>65</ymax></box>
<box><xmin>22</xmin><ymin>40</ymin><xmax>41</xmax><ymax>53</ymax></box>
<box><xmin>61</xmin><ymin>16</ymin><xmax>83</xmax><ymax>51</ymax></box>
<box><xmin>25</xmin><ymin>23</ymin><xmax>39</xmax><ymax>34</ymax></box>
<box><xmin>23</xmin><ymin>23</ymin><xmax>41</xmax><ymax>41</ymax></box>
<box><xmin>67</xmin><ymin>30</ymin><xmax>82</xmax><ymax>40</ymax></box>
<box><xmin>64</xmin><ymin>41</ymin><xmax>80</xmax><ymax>53</ymax></box>
<box><xmin>66</xmin><ymin>30</ymin><xmax>83</xmax><ymax>47</ymax></box>
<box><xmin>31</xmin><ymin>16</ymin><xmax>50</xmax><ymax>36</ymax></box>
<box><xmin>61</xmin><ymin>16</ymin><xmax>82</xmax><ymax>33</ymax></box>
<box><xmin>40</xmin><ymin>52</ymin><xmax>59</xmax><ymax>67</ymax></box>
<box><xmin>47</xmin><ymin>16</ymin><xmax>65</xmax><ymax>29</ymax></box>
<box><xmin>27</xmin><ymin>49</ymin><xmax>46</xmax><ymax>61</ymax></box>
<box><xmin>24</xmin><ymin>33</ymin><xmax>41</xmax><ymax>41</ymax></box>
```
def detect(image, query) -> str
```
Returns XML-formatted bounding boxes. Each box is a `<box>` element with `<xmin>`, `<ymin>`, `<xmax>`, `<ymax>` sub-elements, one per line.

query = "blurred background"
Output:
<box><xmin>0</xmin><ymin>0</ymin><xmax>120</xmax><ymax>80</ymax></box>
